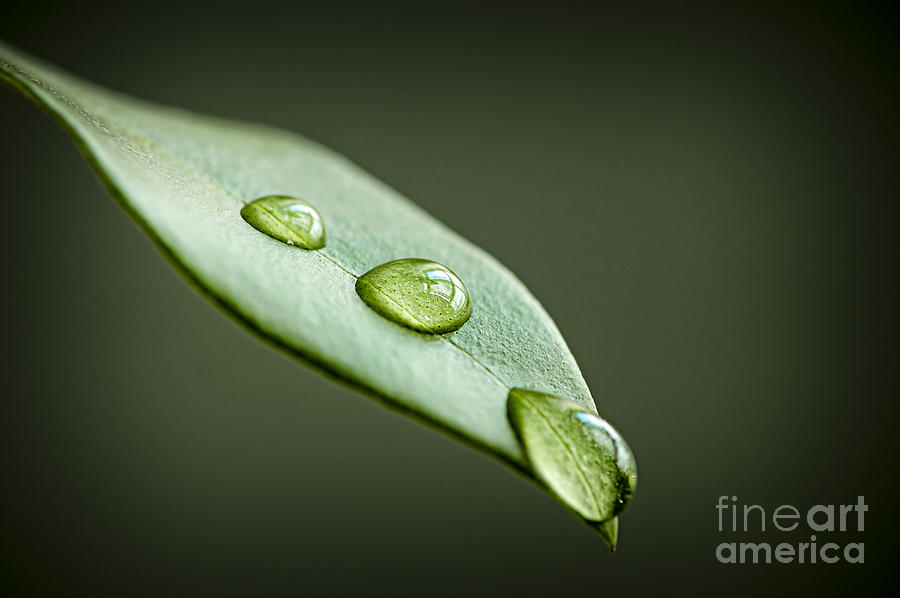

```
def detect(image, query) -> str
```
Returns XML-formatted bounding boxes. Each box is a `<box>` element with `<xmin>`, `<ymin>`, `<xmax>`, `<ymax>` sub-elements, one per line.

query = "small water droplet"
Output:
<box><xmin>507</xmin><ymin>388</ymin><xmax>637</xmax><ymax>523</ymax></box>
<box><xmin>355</xmin><ymin>258</ymin><xmax>472</xmax><ymax>334</ymax></box>
<box><xmin>240</xmin><ymin>195</ymin><xmax>325</xmax><ymax>249</ymax></box>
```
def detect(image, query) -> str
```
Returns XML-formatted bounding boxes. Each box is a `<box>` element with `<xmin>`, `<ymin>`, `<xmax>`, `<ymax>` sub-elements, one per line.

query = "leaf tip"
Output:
<box><xmin>592</xmin><ymin>517</ymin><xmax>619</xmax><ymax>553</ymax></box>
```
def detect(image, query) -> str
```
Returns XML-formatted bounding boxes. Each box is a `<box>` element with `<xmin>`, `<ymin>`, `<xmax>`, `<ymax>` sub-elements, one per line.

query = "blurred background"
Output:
<box><xmin>1</xmin><ymin>1</ymin><xmax>897</xmax><ymax>595</ymax></box>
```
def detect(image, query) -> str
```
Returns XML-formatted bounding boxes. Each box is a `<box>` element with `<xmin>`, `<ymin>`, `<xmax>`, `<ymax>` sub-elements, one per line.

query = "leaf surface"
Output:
<box><xmin>0</xmin><ymin>42</ymin><xmax>623</xmax><ymax>537</ymax></box>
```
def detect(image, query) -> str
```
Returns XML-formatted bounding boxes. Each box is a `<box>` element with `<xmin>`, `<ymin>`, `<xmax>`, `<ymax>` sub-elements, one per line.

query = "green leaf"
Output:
<box><xmin>0</xmin><ymin>41</ymin><xmax>635</xmax><ymax>547</ymax></box>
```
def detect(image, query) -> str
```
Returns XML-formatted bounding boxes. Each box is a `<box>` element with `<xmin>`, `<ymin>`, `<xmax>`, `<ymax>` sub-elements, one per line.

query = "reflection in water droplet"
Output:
<box><xmin>240</xmin><ymin>195</ymin><xmax>326</xmax><ymax>249</ymax></box>
<box><xmin>355</xmin><ymin>258</ymin><xmax>472</xmax><ymax>334</ymax></box>
<box><xmin>507</xmin><ymin>388</ymin><xmax>637</xmax><ymax>525</ymax></box>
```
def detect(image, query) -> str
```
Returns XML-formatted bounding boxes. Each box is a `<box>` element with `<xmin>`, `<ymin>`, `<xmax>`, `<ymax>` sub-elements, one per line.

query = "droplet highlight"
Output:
<box><xmin>507</xmin><ymin>388</ymin><xmax>637</xmax><ymax>526</ymax></box>
<box><xmin>240</xmin><ymin>195</ymin><xmax>325</xmax><ymax>249</ymax></box>
<box><xmin>355</xmin><ymin>258</ymin><xmax>472</xmax><ymax>334</ymax></box>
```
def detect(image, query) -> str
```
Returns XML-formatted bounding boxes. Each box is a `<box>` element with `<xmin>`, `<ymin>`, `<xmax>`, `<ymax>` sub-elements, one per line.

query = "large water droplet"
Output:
<box><xmin>355</xmin><ymin>258</ymin><xmax>472</xmax><ymax>334</ymax></box>
<box><xmin>240</xmin><ymin>195</ymin><xmax>325</xmax><ymax>249</ymax></box>
<box><xmin>507</xmin><ymin>388</ymin><xmax>637</xmax><ymax>525</ymax></box>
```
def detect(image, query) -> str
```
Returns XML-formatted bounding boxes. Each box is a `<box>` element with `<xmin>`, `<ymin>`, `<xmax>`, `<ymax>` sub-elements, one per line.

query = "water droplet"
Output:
<box><xmin>355</xmin><ymin>258</ymin><xmax>472</xmax><ymax>334</ymax></box>
<box><xmin>507</xmin><ymin>388</ymin><xmax>637</xmax><ymax>523</ymax></box>
<box><xmin>240</xmin><ymin>195</ymin><xmax>325</xmax><ymax>249</ymax></box>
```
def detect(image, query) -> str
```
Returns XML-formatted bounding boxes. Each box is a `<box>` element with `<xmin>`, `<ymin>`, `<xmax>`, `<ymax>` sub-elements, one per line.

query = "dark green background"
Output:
<box><xmin>1</xmin><ymin>2</ymin><xmax>896</xmax><ymax>595</ymax></box>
